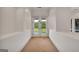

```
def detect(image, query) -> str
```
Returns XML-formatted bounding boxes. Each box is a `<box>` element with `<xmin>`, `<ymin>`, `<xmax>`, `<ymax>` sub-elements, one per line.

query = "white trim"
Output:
<box><xmin>0</xmin><ymin>32</ymin><xmax>20</xmax><ymax>40</ymax></box>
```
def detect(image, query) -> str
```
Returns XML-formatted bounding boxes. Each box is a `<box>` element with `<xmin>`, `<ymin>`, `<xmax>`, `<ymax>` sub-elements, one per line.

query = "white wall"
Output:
<box><xmin>49</xmin><ymin>30</ymin><xmax>79</xmax><ymax>52</ymax></box>
<box><xmin>56</xmin><ymin>7</ymin><xmax>71</xmax><ymax>32</ymax></box>
<box><xmin>48</xmin><ymin>8</ymin><xmax>79</xmax><ymax>52</ymax></box>
<box><xmin>0</xmin><ymin>31</ymin><xmax>31</xmax><ymax>52</ymax></box>
<box><xmin>16</xmin><ymin>8</ymin><xmax>25</xmax><ymax>32</ymax></box>
<box><xmin>48</xmin><ymin>7</ymin><xmax>72</xmax><ymax>32</ymax></box>
<box><xmin>0</xmin><ymin>7</ymin><xmax>32</xmax><ymax>52</ymax></box>
<box><xmin>0</xmin><ymin>8</ymin><xmax>32</xmax><ymax>37</ymax></box>
<box><xmin>48</xmin><ymin>8</ymin><xmax>56</xmax><ymax>31</ymax></box>
<box><xmin>31</xmin><ymin>7</ymin><xmax>49</xmax><ymax>17</ymax></box>
<box><xmin>24</xmin><ymin>9</ymin><xmax>32</xmax><ymax>31</ymax></box>
<box><xmin>0</xmin><ymin>8</ymin><xmax>16</xmax><ymax>37</ymax></box>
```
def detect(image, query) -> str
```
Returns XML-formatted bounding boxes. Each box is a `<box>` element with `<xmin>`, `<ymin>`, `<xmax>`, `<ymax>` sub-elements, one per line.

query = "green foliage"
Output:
<box><xmin>34</xmin><ymin>21</ymin><xmax>46</xmax><ymax>33</ymax></box>
<box><xmin>34</xmin><ymin>22</ymin><xmax>38</xmax><ymax>28</ymax></box>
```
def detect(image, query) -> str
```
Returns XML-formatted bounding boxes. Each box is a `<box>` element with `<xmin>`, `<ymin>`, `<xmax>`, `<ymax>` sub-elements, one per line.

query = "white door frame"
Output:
<box><xmin>32</xmin><ymin>17</ymin><xmax>48</xmax><ymax>36</ymax></box>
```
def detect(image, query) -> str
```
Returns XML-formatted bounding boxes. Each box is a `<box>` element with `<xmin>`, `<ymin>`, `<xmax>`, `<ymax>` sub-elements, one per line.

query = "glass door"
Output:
<box><xmin>33</xmin><ymin>19</ymin><xmax>48</xmax><ymax>36</ymax></box>
<box><xmin>41</xmin><ymin>20</ymin><xmax>47</xmax><ymax>35</ymax></box>
<box><xmin>33</xmin><ymin>20</ymin><xmax>39</xmax><ymax>35</ymax></box>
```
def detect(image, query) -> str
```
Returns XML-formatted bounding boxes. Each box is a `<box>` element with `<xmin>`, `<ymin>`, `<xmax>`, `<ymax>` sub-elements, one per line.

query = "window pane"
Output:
<box><xmin>41</xmin><ymin>20</ymin><xmax>46</xmax><ymax>33</ymax></box>
<box><xmin>34</xmin><ymin>20</ymin><xmax>39</xmax><ymax>32</ymax></box>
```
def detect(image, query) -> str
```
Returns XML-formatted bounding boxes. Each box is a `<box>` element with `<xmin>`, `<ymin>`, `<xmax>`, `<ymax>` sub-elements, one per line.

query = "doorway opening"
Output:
<box><xmin>32</xmin><ymin>17</ymin><xmax>48</xmax><ymax>36</ymax></box>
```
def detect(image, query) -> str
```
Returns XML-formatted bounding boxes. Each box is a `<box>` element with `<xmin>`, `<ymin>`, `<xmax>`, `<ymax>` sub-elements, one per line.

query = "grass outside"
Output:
<box><xmin>34</xmin><ymin>28</ymin><xmax>38</xmax><ymax>32</ymax></box>
<box><xmin>34</xmin><ymin>21</ymin><xmax>46</xmax><ymax>33</ymax></box>
<box><xmin>42</xmin><ymin>28</ymin><xmax>46</xmax><ymax>33</ymax></box>
<box><xmin>34</xmin><ymin>28</ymin><xmax>46</xmax><ymax>33</ymax></box>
